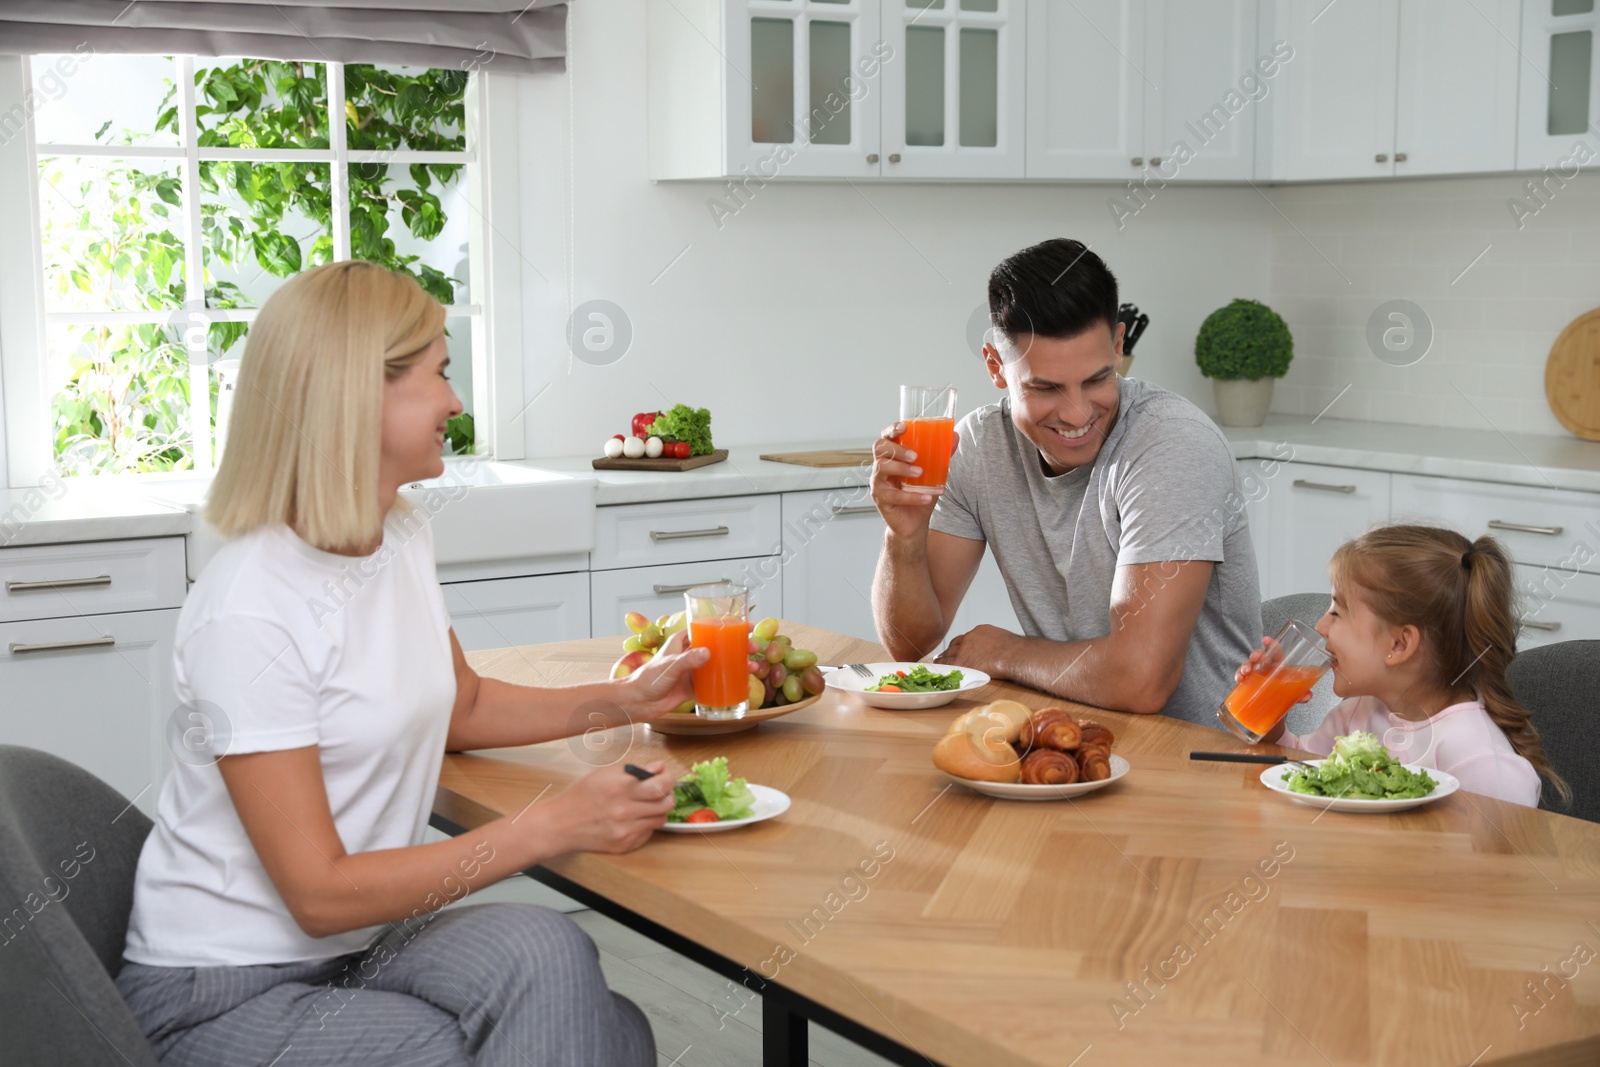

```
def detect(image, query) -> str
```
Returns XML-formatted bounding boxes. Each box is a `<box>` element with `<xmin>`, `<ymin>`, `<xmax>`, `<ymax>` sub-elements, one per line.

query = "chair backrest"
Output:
<box><xmin>0</xmin><ymin>745</ymin><xmax>161</xmax><ymax>1066</ymax></box>
<box><xmin>1259</xmin><ymin>592</ymin><xmax>1340</xmax><ymax>738</ymax></box>
<box><xmin>1506</xmin><ymin>640</ymin><xmax>1600</xmax><ymax>823</ymax></box>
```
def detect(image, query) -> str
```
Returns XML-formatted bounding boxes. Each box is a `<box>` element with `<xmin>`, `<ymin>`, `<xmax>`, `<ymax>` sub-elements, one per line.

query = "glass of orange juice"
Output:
<box><xmin>897</xmin><ymin>385</ymin><xmax>958</xmax><ymax>489</ymax></box>
<box><xmin>1217</xmin><ymin>620</ymin><xmax>1332</xmax><ymax>744</ymax></box>
<box><xmin>685</xmin><ymin>582</ymin><xmax>750</xmax><ymax>720</ymax></box>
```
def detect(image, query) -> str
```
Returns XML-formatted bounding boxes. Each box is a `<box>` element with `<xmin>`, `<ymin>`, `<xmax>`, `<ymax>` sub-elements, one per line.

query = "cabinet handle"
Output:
<box><xmin>6</xmin><ymin>574</ymin><xmax>113</xmax><ymax>593</ymax></box>
<box><xmin>10</xmin><ymin>636</ymin><xmax>117</xmax><ymax>654</ymax></box>
<box><xmin>888</xmin><ymin>153</ymin><xmax>901</xmax><ymax>163</ymax></box>
<box><xmin>1394</xmin><ymin>152</ymin><xmax>1408</xmax><ymax>162</ymax></box>
<box><xmin>866</xmin><ymin>153</ymin><xmax>879</xmax><ymax>164</ymax></box>
<box><xmin>652</xmin><ymin>579</ymin><xmax>730</xmax><ymax>596</ymax></box>
<box><xmin>831</xmin><ymin>505</ymin><xmax>880</xmax><ymax>517</ymax></box>
<box><xmin>649</xmin><ymin>526</ymin><xmax>730</xmax><ymax>543</ymax></box>
<box><xmin>1520</xmin><ymin>619</ymin><xmax>1562</xmax><ymax>632</ymax></box>
<box><xmin>1292</xmin><ymin>479</ymin><xmax>1357</xmax><ymax>494</ymax></box>
<box><xmin>1375</xmin><ymin>153</ymin><xmax>1389</xmax><ymax>163</ymax></box>
<box><xmin>1149</xmin><ymin>156</ymin><xmax>1163</xmax><ymax>166</ymax></box>
<box><xmin>1489</xmin><ymin>519</ymin><xmax>1563</xmax><ymax>536</ymax></box>
<box><xmin>1131</xmin><ymin>156</ymin><xmax>1144</xmax><ymax>166</ymax></box>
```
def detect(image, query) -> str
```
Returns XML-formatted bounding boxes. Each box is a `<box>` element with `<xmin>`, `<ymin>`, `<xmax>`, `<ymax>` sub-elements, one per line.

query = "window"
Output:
<box><xmin>1</xmin><ymin>52</ymin><xmax>515</xmax><ymax>482</ymax></box>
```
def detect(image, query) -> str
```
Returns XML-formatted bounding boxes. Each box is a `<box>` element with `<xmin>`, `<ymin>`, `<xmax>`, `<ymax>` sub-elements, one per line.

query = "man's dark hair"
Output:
<box><xmin>987</xmin><ymin>238</ymin><xmax>1119</xmax><ymax>343</ymax></box>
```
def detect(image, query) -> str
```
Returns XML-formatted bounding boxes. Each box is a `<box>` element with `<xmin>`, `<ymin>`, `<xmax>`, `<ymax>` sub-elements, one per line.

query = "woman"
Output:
<box><xmin>116</xmin><ymin>261</ymin><xmax>704</xmax><ymax>1066</ymax></box>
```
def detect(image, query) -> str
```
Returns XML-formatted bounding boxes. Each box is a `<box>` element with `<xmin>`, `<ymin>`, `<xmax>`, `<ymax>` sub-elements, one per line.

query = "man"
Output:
<box><xmin>870</xmin><ymin>238</ymin><xmax>1261</xmax><ymax>724</ymax></box>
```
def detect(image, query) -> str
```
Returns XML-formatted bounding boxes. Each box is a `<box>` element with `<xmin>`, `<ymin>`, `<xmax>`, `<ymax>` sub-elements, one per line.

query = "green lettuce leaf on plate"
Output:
<box><xmin>668</xmin><ymin>757</ymin><xmax>755</xmax><ymax>822</ymax></box>
<box><xmin>1283</xmin><ymin>730</ymin><xmax>1437</xmax><ymax>800</ymax></box>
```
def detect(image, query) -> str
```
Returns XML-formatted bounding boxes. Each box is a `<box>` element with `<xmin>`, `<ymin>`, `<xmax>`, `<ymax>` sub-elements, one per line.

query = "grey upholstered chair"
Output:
<box><xmin>0</xmin><ymin>745</ymin><xmax>160</xmax><ymax>1066</ymax></box>
<box><xmin>1507</xmin><ymin>640</ymin><xmax>1600</xmax><ymax>823</ymax></box>
<box><xmin>1259</xmin><ymin>592</ymin><xmax>1340</xmax><ymax>738</ymax></box>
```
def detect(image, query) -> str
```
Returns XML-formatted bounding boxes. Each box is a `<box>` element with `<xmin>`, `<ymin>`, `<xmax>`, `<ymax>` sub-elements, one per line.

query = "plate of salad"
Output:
<box><xmin>822</xmin><ymin>662</ymin><xmax>990</xmax><ymax>710</ymax></box>
<box><xmin>1259</xmin><ymin>731</ymin><xmax>1459</xmax><ymax>813</ymax></box>
<box><xmin>661</xmin><ymin>758</ymin><xmax>791</xmax><ymax>833</ymax></box>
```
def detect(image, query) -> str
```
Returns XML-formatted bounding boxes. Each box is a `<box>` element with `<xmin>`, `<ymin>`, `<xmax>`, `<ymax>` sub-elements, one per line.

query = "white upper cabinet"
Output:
<box><xmin>880</xmin><ymin>0</ymin><xmax>1026</xmax><ymax>177</ymax></box>
<box><xmin>1269</xmin><ymin>0</ymin><xmax>1401</xmax><ymax>180</ymax></box>
<box><xmin>1517</xmin><ymin>0</ymin><xmax>1600</xmax><ymax>170</ymax></box>
<box><xmin>1394</xmin><ymin>0</ymin><xmax>1520</xmax><ymax>176</ymax></box>
<box><xmin>1142</xmin><ymin>0</ymin><xmax>1263</xmax><ymax>181</ymax></box>
<box><xmin>1026</xmin><ymin>0</ymin><xmax>1148</xmax><ymax>179</ymax></box>
<box><xmin>649</xmin><ymin>0</ymin><xmax>886</xmax><ymax>179</ymax></box>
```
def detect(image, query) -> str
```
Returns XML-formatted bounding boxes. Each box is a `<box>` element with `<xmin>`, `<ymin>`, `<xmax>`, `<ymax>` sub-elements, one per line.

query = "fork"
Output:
<box><xmin>846</xmin><ymin>663</ymin><xmax>874</xmax><ymax>679</ymax></box>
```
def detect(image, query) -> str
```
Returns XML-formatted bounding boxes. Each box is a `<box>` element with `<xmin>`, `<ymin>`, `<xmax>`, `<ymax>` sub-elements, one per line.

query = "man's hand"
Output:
<box><xmin>617</xmin><ymin>630</ymin><xmax>708</xmax><ymax>721</ymax></box>
<box><xmin>870</xmin><ymin>422</ymin><xmax>959</xmax><ymax>539</ymax></box>
<box><xmin>934</xmin><ymin>623</ymin><xmax>1019</xmax><ymax>676</ymax></box>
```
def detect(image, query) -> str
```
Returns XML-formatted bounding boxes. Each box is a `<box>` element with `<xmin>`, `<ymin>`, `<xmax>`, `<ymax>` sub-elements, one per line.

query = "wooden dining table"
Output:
<box><xmin>431</xmin><ymin>623</ymin><xmax>1600</xmax><ymax>1067</ymax></box>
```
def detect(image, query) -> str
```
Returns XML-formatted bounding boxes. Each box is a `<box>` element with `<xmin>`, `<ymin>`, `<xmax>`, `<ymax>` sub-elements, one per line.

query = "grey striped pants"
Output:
<box><xmin>115</xmin><ymin>903</ymin><xmax>655</xmax><ymax>1066</ymax></box>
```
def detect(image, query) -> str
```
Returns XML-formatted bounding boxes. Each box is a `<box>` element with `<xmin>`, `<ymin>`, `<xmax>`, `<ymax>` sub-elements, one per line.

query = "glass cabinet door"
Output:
<box><xmin>728</xmin><ymin>0</ymin><xmax>884</xmax><ymax>178</ymax></box>
<box><xmin>1518</xmin><ymin>0</ymin><xmax>1600</xmax><ymax>169</ymax></box>
<box><xmin>881</xmin><ymin>0</ymin><xmax>1025</xmax><ymax>177</ymax></box>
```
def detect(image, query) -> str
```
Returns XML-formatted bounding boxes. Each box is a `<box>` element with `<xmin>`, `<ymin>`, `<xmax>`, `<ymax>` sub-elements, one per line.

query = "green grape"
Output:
<box><xmin>782</xmin><ymin>647</ymin><xmax>817</xmax><ymax>672</ymax></box>
<box><xmin>782</xmin><ymin>674</ymin><xmax>804</xmax><ymax>703</ymax></box>
<box><xmin>752</xmin><ymin>617</ymin><xmax>781</xmax><ymax>644</ymax></box>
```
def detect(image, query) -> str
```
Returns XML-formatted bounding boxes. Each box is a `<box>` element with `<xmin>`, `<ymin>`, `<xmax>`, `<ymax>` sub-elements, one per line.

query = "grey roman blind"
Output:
<box><xmin>0</xmin><ymin>0</ymin><xmax>569</xmax><ymax>73</ymax></box>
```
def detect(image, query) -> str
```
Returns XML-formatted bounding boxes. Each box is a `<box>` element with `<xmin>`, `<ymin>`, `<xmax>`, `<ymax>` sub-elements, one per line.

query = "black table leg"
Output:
<box><xmin>763</xmin><ymin>988</ymin><xmax>808</xmax><ymax>1067</ymax></box>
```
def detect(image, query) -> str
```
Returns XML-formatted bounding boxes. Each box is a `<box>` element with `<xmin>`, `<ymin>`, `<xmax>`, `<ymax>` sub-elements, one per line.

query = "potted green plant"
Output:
<box><xmin>1194</xmin><ymin>298</ymin><xmax>1294</xmax><ymax>427</ymax></box>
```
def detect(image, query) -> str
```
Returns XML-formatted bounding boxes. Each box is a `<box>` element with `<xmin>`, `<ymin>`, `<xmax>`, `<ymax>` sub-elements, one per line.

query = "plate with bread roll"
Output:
<box><xmin>932</xmin><ymin>700</ymin><xmax>1129</xmax><ymax>800</ymax></box>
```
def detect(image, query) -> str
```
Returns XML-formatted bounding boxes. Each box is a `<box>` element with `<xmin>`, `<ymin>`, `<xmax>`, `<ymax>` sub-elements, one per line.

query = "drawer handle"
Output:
<box><xmin>652</xmin><ymin>579</ymin><xmax>731</xmax><ymax>596</ymax></box>
<box><xmin>1520</xmin><ymin>619</ymin><xmax>1562</xmax><ymax>632</ymax></box>
<box><xmin>10</xmin><ymin>636</ymin><xmax>117</xmax><ymax>654</ymax></box>
<box><xmin>1489</xmin><ymin>520</ymin><xmax>1563</xmax><ymax>537</ymax></box>
<box><xmin>649</xmin><ymin>526</ymin><xmax>730</xmax><ymax>543</ymax></box>
<box><xmin>1292</xmin><ymin>480</ymin><xmax>1356</xmax><ymax>494</ymax></box>
<box><xmin>6</xmin><ymin>574</ymin><xmax>113</xmax><ymax>593</ymax></box>
<box><xmin>831</xmin><ymin>505</ymin><xmax>880</xmax><ymax>517</ymax></box>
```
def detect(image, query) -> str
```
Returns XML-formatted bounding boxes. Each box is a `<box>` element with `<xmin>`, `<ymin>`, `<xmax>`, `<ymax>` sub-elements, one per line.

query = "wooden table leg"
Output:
<box><xmin>763</xmin><ymin>989</ymin><xmax>808</xmax><ymax>1066</ymax></box>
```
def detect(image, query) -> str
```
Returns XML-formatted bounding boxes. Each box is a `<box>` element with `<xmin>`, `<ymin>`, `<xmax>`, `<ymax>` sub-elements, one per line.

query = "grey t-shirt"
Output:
<box><xmin>929</xmin><ymin>377</ymin><xmax>1262</xmax><ymax>725</ymax></box>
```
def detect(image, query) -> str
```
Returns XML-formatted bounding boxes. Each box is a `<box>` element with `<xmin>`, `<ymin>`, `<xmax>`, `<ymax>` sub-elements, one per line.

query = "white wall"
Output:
<box><xmin>1266</xmin><ymin>173</ymin><xmax>1600</xmax><ymax>436</ymax></box>
<box><xmin>511</xmin><ymin>0</ymin><xmax>1276</xmax><ymax>457</ymax></box>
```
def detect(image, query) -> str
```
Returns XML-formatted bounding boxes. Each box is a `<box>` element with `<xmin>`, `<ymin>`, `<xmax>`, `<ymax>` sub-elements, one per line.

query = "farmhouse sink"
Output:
<box><xmin>141</xmin><ymin>459</ymin><xmax>596</xmax><ymax>580</ymax></box>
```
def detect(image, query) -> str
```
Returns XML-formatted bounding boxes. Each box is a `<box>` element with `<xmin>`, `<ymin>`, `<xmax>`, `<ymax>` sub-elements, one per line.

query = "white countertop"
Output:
<box><xmin>5</xmin><ymin>417</ymin><xmax>1599</xmax><ymax>547</ymax></box>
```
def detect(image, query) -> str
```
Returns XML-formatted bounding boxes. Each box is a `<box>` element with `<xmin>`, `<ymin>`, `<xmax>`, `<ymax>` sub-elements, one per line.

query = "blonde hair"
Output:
<box><xmin>1332</xmin><ymin>524</ymin><xmax>1571</xmax><ymax>807</ymax></box>
<box><xmin>207</xmin><ymin>261</ymin><xmax>445</xmax><ymax>552</ymax></box>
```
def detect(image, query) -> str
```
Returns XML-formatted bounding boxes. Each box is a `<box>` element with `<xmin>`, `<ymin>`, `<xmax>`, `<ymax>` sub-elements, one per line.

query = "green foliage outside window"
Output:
<box><xmin>42</xmin><ymin>59</ymin><xmax>470</xmax><ymax>475</ymax></box>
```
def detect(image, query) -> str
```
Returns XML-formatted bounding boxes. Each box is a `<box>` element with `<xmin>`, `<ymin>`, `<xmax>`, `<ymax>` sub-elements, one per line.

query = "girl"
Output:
<box><xmin>116</xmin><ymin>261</ymin><xmax>707</xmax><ymax>1066</ymax></box>
<box><xmin>1239</xmin><ymin>524</ymin><xmax>1567</xmax><ymax>809</ymax></box>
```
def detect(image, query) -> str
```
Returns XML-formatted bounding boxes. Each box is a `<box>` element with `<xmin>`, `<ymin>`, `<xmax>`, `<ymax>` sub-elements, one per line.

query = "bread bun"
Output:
<box><xmin>978</xmin><ymin>700</ymin><xmax>1032</xmax><ymax>744</ymax></box>
<box><xmin>933</xmin><ymin>730</ymin><xmax>1021</xmax><ymax>783</ymax></box>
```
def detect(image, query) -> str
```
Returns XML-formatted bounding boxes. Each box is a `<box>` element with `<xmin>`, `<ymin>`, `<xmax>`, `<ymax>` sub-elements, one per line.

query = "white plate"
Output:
<box><xmin>659</xmin><ymin>783</ymin><xmax>791</xmax><ymax>833</ymax></box>
<box><xmin>943</xmin><ymin>754</ymin><xmax>1131</xmax><ymax>800</ymax></box>
<box><xmin>822</xmin><ymin>662</ymin><xmax>991</xmax><ymax>709</ymax></box>
<box><xmin>1259</xmin><ymin>760</ymin><xmax>1459</xmax><ymax>813</ymax></box>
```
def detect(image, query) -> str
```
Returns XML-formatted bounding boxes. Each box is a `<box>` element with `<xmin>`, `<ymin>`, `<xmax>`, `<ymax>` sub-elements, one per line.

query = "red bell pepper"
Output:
<box><xmin>632</xmin><ymin>411</ymin><xmax>661</xmax><ymax>439</ymax></box>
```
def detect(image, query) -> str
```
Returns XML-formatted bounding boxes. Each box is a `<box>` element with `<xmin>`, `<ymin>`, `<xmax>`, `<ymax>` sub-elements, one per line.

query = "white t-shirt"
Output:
<box><xmin>125</xmin><ymin>515</ymin><xmax>457</xmax><ymax>966</ymax></box>
<box><xmin>1281</xmin><ymin>696</ymin><xmax>1542</xmax><ymax>807</ymax></box>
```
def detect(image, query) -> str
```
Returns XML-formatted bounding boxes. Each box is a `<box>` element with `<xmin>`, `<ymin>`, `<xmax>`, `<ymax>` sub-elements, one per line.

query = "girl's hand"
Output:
<box><xmin>618</xmin><ymin>630</ymin><xmax>708</xmax><ymax>720</ymax></box>
<box><xmin>540</xmin><ymin>762</ymin><xmax>676</xmax><ymax>855</ymax></box>
<box><xmin>1232</xmin><ymin>636</ymin><xmax>1314</xmax><ymax>704</ymax></box>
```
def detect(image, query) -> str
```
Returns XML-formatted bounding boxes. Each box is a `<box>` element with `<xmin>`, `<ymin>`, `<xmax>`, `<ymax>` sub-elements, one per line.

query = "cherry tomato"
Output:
<box><xmin>896</xmin><ymin>670</ymin><xmax>908</xmax><ymax>678</ymax></box>
<box><xmin>876</xmin><ymin>684</ymin><xmax>903</xmax><ymax>693</ymax></box>
<box><xmin>685</xmin><ymin>808</ymin><xmax>720</xmax><ymax>824</ymax></box>
<box><xmin>674</xmin><ymin>442</ymin><xmax>692</xmax><ymax>459</ymax></box>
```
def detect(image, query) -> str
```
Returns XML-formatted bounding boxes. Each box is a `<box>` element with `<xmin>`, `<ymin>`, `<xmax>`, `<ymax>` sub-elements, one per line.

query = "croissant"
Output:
<box><xmin>1020</xmin><ymin>749</ymin><xmax>1080</xmax><ymax>785</ymax></box>
<box><xmin>1019</xmin><ymin>709</ymin><xmax>1082</xmax><ymax>752</ymax></box>
<box><xmin>1078</xmin><ymin>747</ymin><xmax>1113</xmax><ymax>782</ymax></box>
<box><xmin>1078</xmin><ymin>721</ymin><xmax>1115</xmax><ymax>749</ymax></box>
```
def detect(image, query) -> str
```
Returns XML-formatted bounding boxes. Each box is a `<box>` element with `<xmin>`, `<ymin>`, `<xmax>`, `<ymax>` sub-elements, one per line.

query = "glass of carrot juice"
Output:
<box><xmin>1217</xmin><ymin>620</ymin><xmax>1332</xmax><ymax>744</ymax></box>
<box><xmin>685</xmin><ymin>582</ymin><xmax>750</xmax><ymax>720</ymax></box>
<box><xmin>897</xmin><ymin>386</ymin><xmax>958</xmax><ymax>489</ymax></box>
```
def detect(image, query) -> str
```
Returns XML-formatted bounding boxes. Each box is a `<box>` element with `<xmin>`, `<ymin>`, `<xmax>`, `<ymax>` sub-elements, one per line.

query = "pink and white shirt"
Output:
<box><xmin>1280</xmin><ymin>696</ymin><xmax>1542</xmax><ymax>808</ymax></box>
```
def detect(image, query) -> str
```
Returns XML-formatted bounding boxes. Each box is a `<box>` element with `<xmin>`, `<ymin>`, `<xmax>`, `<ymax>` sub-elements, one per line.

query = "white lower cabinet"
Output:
<box><xmin>0</xmin><ymin>607</ymin><xmax>178</xmax><ymax>815</ymax></box>
<box><xmin>442</xmin><ymin>573</ymin><xmax>591</xmax><ymax>652</ymax></box>
<box><xmin>1266</xmin><ymin>463</ymin><xmax>1392</xmax><ymax>599</ymax></box>
<box><xmin>590</xmin><ymin>556</ymin><xmax>782</xmax><ymax>637</ymax></box>
<box><xmin>1515</xmin><ymin>565</ymin><xmax>1600</xmax><ymax>651</ymax></box>
<box><xmin>779</xmin><ymin>488</ymin><xmax>1018</xmax><ymax>646</ymax></box>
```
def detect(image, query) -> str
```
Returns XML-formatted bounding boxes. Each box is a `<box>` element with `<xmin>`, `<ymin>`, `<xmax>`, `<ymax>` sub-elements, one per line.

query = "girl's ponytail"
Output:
<box><xmin>1458</xmin><ymin>536</ymin><xmax>1572</xmax><ymax>807</ymax></box>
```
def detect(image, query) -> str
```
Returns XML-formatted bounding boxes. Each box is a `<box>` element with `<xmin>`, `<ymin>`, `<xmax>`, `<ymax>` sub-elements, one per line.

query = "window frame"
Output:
<box><xmin>0</xmin><ymin>53</ymin><xmax>524</xmax><ymax>488</ymax></box>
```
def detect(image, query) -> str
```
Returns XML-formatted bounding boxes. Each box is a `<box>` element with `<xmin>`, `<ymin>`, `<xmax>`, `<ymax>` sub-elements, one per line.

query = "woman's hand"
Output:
<box><xmin>617</xmin><ymin>630</ymin><xmax>708</xmax><ymax>721</ymax></box>
<box><xmin>538</xmin><ymin>762</ymin><xmax>676</xmax><ymax>854</ymax></box>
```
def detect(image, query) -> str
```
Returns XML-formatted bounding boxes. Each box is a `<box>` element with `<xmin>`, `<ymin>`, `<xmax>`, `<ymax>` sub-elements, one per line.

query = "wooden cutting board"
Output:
<box><xmin>758</xmin><ymin>449</ymin><xmax>873</xmax><ymax>467</ymax></box>
<box><xmin>1546</xmin><ymin>307</ymin><xmax>1600</xmax><ymax>441</ymax></box>
<box><xmin>591</xmin><ymin>448</ymin><xmax>729</xmax><ymax>472</ymax></box>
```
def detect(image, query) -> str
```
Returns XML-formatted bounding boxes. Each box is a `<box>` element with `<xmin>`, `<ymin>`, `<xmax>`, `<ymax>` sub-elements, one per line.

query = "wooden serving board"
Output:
<box><xmin>591</xmin><ymin>448</ymin><xmax>728</xmax><ymax>472</ymax></box>
<box><xmin>1546</xmin><ymin>307</ymin><xmax>1600</xmax><ymax>441</ymax></box>
<box><xmin>758</xmin><ymin>449</ymin><xmax>873</xmax><ymax>467</ymax></box>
